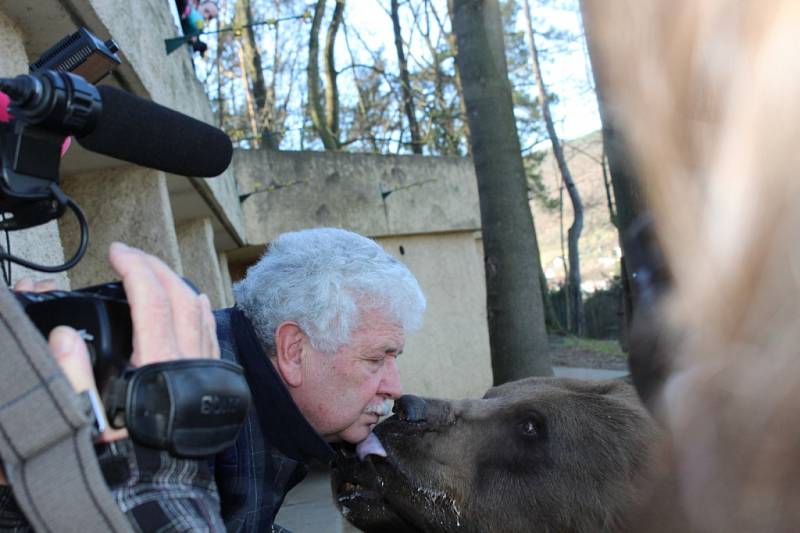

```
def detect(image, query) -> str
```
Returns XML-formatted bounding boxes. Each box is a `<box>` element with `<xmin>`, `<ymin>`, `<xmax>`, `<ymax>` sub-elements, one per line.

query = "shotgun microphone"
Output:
<box><xmin>0</xmin><ymin>72</ymin><xmax>232</xmax><ymax>178</ymax></box>
<box><xmin>77</xmin><ymin>85</ymin><xmax>233</xmax><ymax>177</ymax></box>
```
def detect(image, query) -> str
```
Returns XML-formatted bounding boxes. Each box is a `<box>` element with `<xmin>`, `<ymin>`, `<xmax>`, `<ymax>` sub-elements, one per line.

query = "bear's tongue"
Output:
<box><xmin>356</xmin><ymin>432</ymin><xmax>387</xmax><ymax>461</ymax></box>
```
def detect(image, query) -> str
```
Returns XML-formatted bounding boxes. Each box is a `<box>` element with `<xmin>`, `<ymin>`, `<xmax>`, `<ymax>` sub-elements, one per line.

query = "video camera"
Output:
<box><xmin>0</xmin><ymin>28</ymin><xmax>132</xmax><ymax>387</ymax></box>
<box><xmin>0</xmin><ymin>28</ymin><xmax>248</xmax><ymax>457</ymax></box>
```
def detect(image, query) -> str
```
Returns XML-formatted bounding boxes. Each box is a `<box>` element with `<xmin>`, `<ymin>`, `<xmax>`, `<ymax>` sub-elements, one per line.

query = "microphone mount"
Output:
<box><xmin>0</xmin><ymin>70</ymin><xmax>101</xmax><ymax>271</ymax></box>
<box><xmin>0</xmin><ymin>26</ymin><xmax>122</xmax><ymax>276</ymax></box>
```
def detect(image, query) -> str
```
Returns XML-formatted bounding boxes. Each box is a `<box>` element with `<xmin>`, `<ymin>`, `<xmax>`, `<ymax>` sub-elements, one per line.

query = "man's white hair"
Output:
<box><xmin>233</xmin><ymin>227</ymin><xmax>426</xmax><ymax>354</ymax></box>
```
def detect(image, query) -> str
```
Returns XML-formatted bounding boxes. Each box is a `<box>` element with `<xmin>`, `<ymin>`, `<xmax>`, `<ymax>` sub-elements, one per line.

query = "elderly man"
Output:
<box><xmin>213</xmin><ymin>227</ymin><xmax>426</xmax><ymax>532</ymax></box>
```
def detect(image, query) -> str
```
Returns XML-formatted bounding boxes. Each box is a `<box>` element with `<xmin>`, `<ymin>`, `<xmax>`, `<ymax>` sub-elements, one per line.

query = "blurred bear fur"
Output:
<box><xmin>583</xmin><ymin>0</ymin><xmax>800</xmax><ymax>530</ymax></box>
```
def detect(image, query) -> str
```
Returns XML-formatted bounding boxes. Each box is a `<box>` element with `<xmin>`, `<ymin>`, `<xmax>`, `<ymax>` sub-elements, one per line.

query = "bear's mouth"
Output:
<box><xmin>332</xmin><ymin>442</ymin><xmax>423</xmax><ymax>532</ymax></box>
<box><xmin>336</xmin><ymin>479</ymin><xmax>383</xmax><ymax>505</ymax></box>
<box><xmin>332</xmin><ymin>442</ymin><xmax>386</xmax><ymax>502</ymax></box>
<box><xmin>333</xmin><ymin>433</ymin><xmax>465</xmax><ymax>533</ymax></box>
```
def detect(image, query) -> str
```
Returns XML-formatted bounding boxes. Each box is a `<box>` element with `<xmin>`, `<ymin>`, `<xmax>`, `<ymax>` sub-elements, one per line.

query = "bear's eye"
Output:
<box><xmin>517</xmin><ymin>416</ymin><xmax>544</xmax><ymax>439</ymax></box>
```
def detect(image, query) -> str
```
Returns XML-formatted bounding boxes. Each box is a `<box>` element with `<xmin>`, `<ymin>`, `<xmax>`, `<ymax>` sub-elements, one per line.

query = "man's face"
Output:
<box><xmin>293</xmin><ymin>309</ymin><xmax>405</xmax><ymax>444</ymax></box>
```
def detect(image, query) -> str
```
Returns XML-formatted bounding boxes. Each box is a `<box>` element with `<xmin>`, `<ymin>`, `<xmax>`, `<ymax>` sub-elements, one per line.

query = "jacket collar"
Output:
<box><xmin>230</xmin><ymin>306</ymin><xmax>334</xmax><ymax>463</ymax></box>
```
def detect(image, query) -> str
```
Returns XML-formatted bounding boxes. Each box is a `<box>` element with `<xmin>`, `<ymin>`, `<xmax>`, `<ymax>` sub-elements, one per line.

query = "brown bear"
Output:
<box><xmin>332</xmin><ymin>377</ymin><xmax>660</xmax><ymax>533</ymax></box>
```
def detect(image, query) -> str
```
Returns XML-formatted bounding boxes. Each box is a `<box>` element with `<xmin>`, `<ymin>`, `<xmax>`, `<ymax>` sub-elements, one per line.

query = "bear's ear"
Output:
<box><xmin>274</xmin><ymin>321</ymin><xmax>306</xmax><ymax>387</ymax></box>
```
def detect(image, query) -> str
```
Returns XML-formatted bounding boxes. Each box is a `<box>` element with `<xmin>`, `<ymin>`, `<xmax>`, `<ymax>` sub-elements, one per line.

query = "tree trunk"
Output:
<box><xmin>324</xmin><ymin>0</ymin><xmax>344</xmax><ymax>140</ymax></box>
<box><xmin>452</xmin><ymin>0</ymin><xmax>553</xmax><ymax>384</ymax></box>
<box><xmin>447</xmin><ymin>0</ymin><xmax>472</xmax><ymax>155</ymax></box>
<box><xmin>308</xmin><ymin>0</ymin><xmax>340</xmax><ymax>150</ymax></box>
<box><xmin>391</xmin><ymin>0</ymin><xmax>423</xmax><ymax>154</ymax></box>
<box><xmin>236</xmin><ymin>43</ymin><xmax>259</xmax><ymax>144</ymax></box>
<box><xmin>539</xmin><ymin>264</ymin><xmax>564</xmax><ymax>333</ymax></box>
<box><xmin>215</xmin><ymin>0</ymin><xmax>226</xmax><ymax>128</ymax></box>
<box><xmin>601</xmin><ymin>143</ymin><xmax>617</xmax><ymax>228</ymax></box>
<box><xmin>523</xmin><ymin>0</ymin><xmax>584</xmax><ymax>336</ymax></box>
<box><xmin>419</xmin><ymin>0</ymin><xmax>458</xmax><ymax>154</ymax></box>
<box><xmin>234</xmin><ymin>0</ymin><xmax>271</xmax><ymax>148</ymax></box>
<box><xmin>580</xmin><ymin>0</ymin><xmax>648</xmax><ymax>340</ymax></box>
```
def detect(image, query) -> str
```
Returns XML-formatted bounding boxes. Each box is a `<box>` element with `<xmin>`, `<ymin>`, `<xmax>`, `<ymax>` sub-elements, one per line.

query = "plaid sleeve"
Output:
<box><xmin>0</xmin><ymin>486</ymin><xmax>30</xmax><ymax>533</ymax></box>
<box><xmin>96</xmin><ymin>439</ymin><xmax>226</xmax><ymax>533</ymax></box>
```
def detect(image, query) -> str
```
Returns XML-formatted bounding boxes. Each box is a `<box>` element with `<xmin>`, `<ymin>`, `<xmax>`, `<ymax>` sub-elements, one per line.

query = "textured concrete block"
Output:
<box><xmin>60</xmin><ymin>166</ymin><xmax>182</xmax><ymax>288</ymax></box>
<box><xmin>176</xmin><ymin>217</ymin><xmax>226</xmax><ymax>308</ymax></box>
<box><xmin>234</xmin><ymin>151</ymin><xmax>481</xmax><ymax>245</ymax></box>
<box><xmin>377</xmin><ymin>232</ymin><xmax>493</xmax><ymax>399</ymax></box>
<box><xmin>217</xmin><ymin>252</ymin><xmax>234</xmax><ymax>308</ymax></box>
<box><xmin>0</xmin><ymin>12</ymin><xmax>28</xmax><ymax>75</ymax></box>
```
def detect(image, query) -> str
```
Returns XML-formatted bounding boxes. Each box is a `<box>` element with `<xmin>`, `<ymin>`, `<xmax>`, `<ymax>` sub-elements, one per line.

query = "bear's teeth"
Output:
<box><xmin>356</xmin><ymin>432</ymin><xmax>387</xmax><ymax>460</ymax></box>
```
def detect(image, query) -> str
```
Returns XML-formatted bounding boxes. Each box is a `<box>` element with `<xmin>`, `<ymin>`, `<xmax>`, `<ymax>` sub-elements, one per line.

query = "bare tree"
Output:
<box><xmin>522</xmin><ymin>0</ymin><xmax>584</xmax><ymax>335</ymax></box>
<box><xmin>391</xmin><ymin>0</ymin><xmax>424</xmax><ymax>153</ymax></box>
<box><xmin>308</xmin><ymin>0</ymin><xmax>344</xmax><ymax>149</ymax></box>
<box><xmin>452</xmin><ymin>0</ymin><xmax>553</xmax><ymax>383</ymax></box>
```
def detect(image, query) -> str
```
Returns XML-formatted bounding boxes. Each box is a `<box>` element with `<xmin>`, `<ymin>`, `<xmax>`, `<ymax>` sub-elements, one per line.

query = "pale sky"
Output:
<box><xmin>187</xmin><ymin>0</ymin><xmax>601</xmax><ymax>147</ymax></box>
<box><xmin>348</xmin><ymin>0</ymin><xmax>602</xmax><ymax>142</ymax></box>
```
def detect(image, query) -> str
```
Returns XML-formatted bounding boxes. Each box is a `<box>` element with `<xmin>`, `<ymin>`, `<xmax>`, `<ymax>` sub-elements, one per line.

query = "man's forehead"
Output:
<box><xmin>351</xmin><ymin>319</ymin><xmax>405</xmax><ymax>349</ymax></box>
<box><xmin>354</xmin><ymin>307</ymin><xmax>404</xmax><ymax>332</ymax></box>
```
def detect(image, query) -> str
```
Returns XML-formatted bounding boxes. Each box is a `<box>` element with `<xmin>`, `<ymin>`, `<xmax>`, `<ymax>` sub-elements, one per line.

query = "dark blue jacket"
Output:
<box><xmin>213</xmin><ymin>307</ymin><xmax>334</xmax><ymax>533</ymax></box>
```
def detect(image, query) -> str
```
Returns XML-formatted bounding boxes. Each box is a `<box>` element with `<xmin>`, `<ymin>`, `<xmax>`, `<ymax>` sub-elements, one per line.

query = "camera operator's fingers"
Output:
<box><xmin>199</xmin><ymin>293</ymin><xmax>220</xmax><ymax>359</ymax></box>
<box><xmin>33</xmin><ymin>279</ymin><xmax>58</xmax><ymax>292</ymax></box>
<box><xmin>13</xmin><ymin>277</ymin><xmax>59</xmax><ymax>292</ymax></box>
<box><xmin>108</xmin><ymin>242</ymin><xmax>179</xmax><ymax>363</ymax></box>
<box><xmin>142</xmin><ymin>252</ymin><xmax>218</xmax><ymax>359</ymax></box>
<box><xmin>13</xmin><ymin>277</ymin><xmax>35</xmax><ymax>291</ymax></box>
<box><xmin>48</xmin><ymin>325</ymin><xmax>128</xmax><ymax>443</ymax></box>
<box><xmin>49</xmin><ymin>326</ymin><xmax>94</xmax><ymax>393</ymax></box>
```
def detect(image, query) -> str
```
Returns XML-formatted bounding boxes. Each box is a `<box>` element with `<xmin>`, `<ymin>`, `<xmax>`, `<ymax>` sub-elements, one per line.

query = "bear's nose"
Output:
<box><xmin>393</xmin><ymin>395</ymin><xmax>427</xmax><ymax>422</ymax></box>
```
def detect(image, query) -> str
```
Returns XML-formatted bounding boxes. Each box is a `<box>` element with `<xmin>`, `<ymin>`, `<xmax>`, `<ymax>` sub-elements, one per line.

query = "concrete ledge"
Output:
<box><xmin>235</xmin><ymin>150</ymin><xmax>481</xmax><ymax>244</ymax></box>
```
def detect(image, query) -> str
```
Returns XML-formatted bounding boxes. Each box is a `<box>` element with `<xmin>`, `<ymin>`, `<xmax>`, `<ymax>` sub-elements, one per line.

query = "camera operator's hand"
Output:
<box><xmin>108</xmin><ymin>242</ymin><xmax>219</xmax><ymax>366</ymax></box>
<box><xmin>9</xmin><ymin>243</ymin><xmax>220</xmax><ymax>448</ymax></box>
<box><xmin>12</xmin><ymin>278</ymin><xmax>58</xmax><ymax>292</ymax></box>
<box><xmin>0</xmin><ymin>323</ymin><xmax>118</xmax><ymax>485</ymax></box>
<box><xmin>48</xmin><ymin>325</ymin><xmax>126</xmax><ymax>443</ymax></box>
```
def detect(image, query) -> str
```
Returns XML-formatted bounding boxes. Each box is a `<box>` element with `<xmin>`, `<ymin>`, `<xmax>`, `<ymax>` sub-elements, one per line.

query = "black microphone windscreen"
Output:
<box><xmin>76</xmin><ymin>85</ymin><xmax>233</xmax><ymax>177</ymax></box>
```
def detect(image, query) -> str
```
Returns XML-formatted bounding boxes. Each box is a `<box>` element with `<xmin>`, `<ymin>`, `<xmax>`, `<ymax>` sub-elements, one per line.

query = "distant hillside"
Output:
<box><xmin>531</xmin><ymin>131</ymin><xmax>620</xmax><ymax>291</ymax></box>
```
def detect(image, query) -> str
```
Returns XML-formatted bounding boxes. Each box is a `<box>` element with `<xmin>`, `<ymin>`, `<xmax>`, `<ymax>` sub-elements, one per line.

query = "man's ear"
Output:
<box><xmin>274</xmin><ymin>321</ymin><xmax>306</xmax><ymax>388</ymax></box>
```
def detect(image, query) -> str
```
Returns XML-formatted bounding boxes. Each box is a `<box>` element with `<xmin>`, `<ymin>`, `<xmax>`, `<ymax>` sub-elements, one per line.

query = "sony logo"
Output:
<box><xmin>200</xmin><ymin>395</ymin><xmax>240</xmax><ymax>415</ymax></box>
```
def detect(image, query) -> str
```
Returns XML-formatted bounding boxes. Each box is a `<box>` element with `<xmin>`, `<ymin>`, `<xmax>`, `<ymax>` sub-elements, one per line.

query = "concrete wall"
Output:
<box><xmin>217</xmin><ymin>252</ymin><xmax>235</xmax><ymax>307</ymax></box>
<box><xmin>234</xmin><ymin>149</ymin><xmax>494</xmax><ymax>398</ymax></box>
<box><xmin>378</xmin><ymin>232</ymin><xmax>493</xmax><ymax>399</ymax></box>
<box><xmin>235</xmin><ymin>150</ymin><xmax>481</xmax><ymax>242</ymax></box>
<box><xmin>60</xmin><ymin>167</ymin><xmax>183</xmax><ymax>287</ymax></box>
<box><xmin>176</xmin><ymin>217</ymin><xmax>227</xmax><ymax>308</ymax></box>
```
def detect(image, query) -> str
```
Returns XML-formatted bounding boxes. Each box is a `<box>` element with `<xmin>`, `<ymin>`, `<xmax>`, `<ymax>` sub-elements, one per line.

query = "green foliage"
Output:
<box><xmin>559</xmin><ymin>335</ymin><xmax>626</xmax><ymax>359</ymax></box>
<box><xmin>548</xmin><ymin>276</ymin><xmax>623</xmax><ymax>340</ymax></box>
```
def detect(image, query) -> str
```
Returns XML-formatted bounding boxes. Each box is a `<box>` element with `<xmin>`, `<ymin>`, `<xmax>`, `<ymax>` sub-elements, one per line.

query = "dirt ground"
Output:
<box><xmin>548</xmin><ymin>335</ymin><xmax>629</xmax><ymax>371</ymax></box>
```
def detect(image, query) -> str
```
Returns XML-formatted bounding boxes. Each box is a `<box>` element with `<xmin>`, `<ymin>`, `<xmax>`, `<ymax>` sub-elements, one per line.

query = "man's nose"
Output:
<box><xmin>379</xmin><ymin>357</ymin><xmax>403</xmax><ymax>399</ymax></box>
